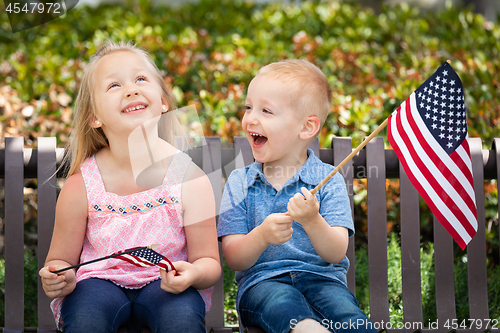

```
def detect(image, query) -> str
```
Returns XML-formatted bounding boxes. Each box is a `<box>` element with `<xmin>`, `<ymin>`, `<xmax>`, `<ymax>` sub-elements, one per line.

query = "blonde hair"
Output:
<box><xmin>257</xmin><ymin>59</ymin><xmax>332</xmax><ymax>126</ymax></box>
<box><xmin>63</xmin><ymin>40</ymin><xmax>183</xmax><ymax>177</ymax></box>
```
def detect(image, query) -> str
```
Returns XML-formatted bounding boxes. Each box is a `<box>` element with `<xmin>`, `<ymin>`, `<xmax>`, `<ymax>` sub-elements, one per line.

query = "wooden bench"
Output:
<box><xmin>1</xmin><ymin>135</ymin><xmax>499</xmax><ymax>333</ymax></box>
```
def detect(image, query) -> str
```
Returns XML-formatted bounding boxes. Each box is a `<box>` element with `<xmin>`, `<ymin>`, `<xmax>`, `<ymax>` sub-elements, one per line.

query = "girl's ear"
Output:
<box><xmin>89</xmin><ymin>114</ymin><xmax>102</xmax><ymax>128</ymax></box>
<box><xmin>299</xmin><ymin>116</ymin><xmax>321</xmax><ymax>140</ymax></box>
<box><xmin>161</xmin><ymin>97</ymin><xmax>169</xmax><ymax>113</ymax></box>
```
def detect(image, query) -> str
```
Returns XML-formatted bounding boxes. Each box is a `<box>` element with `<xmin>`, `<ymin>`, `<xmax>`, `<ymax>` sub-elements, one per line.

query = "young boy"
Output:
<box><xmin>217</xmin><ymin>59</ymin><xmax>376</xmax><ymax>333</ymax></box>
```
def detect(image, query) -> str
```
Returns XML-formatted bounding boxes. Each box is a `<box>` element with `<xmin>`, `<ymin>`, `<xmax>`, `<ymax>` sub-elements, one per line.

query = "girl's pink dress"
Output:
<box><xmin>50</xmin><ymin>152</ymin><xmax>212</xmax><ymax>329</ymax></box>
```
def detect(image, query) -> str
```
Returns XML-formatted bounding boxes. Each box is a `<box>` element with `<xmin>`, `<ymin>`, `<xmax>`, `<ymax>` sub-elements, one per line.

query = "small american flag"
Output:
<box><xmin>387</xmin><ymin>62</ymin><xmax>477</xmax><ymax>249</ymax></box>
<box><xmin>114</xmin><ymin>247</ymin><xmax>176</xmax><ymax>272</ymax></box>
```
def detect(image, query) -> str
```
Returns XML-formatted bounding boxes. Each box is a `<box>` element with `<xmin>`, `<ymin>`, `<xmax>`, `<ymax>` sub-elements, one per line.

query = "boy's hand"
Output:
<box><xmin>258</xmin><ymin>213</ymin><xmax>293</xmax><ymax>245</ymax></box>
<box><xmin>287</xmin><ymin>187</ymin><xmax>320</xmax><ymax>227</ymax></box>
<box><xmin>39</xmin><ymin>265</ymin><xmax>76</xmax><ymax>298</ymax></box>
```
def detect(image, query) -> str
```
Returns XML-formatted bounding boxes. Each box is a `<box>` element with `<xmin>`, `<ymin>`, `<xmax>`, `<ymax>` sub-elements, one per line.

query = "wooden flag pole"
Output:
<box><xmin>52</xmin><ymin>244</ymin><xmax>159</xmax><ymax>274</ymax></box>
<box><xmin>310</xmin><ymin>117</ymin><xmax>390</xmax><ymax>195</ymax></box>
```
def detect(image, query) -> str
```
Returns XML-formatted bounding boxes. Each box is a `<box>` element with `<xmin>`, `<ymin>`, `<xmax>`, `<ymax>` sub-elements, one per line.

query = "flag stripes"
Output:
<box><xmin>388</xmin><ymin>93</ymin><xmax>477</xmax><ymax>249</ymax></box>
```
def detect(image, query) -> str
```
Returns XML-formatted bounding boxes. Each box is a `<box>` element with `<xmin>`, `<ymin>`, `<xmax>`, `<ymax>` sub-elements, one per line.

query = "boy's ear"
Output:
<box><xmin>299</xmin><ymin>116</ymin><xmax>321</xmax><ymax>140</ymax></box>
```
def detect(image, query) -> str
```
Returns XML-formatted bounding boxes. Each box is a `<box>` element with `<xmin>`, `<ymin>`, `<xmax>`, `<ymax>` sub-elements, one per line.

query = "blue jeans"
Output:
<box><xmin>60</xmin><ymin>278</ymin><xmax>205</xmax><ymax>333</ymax></box>
<box><xmin>238</xmin><ymin>272</ymin><xmax>376</xmax><ymax>333</ymax></box>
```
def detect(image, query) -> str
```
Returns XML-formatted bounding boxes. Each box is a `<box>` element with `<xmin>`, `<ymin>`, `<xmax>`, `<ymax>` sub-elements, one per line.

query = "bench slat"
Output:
<box><xmin>366</xmin><ymin>137</ymin><xmax>391</xmax><ymax>328</ymax></box>
<box><xmin>309</xmin><ymin>137</ymin><xmax>320</xmax><ymax>158</ymax></box>
<box><xmin>492</xmin><ymin>139</ymin><xmax>500</xmax><ymax>333</ymax></box>
<box><xmin>5</xmin><ymin>137</ymin><xmax>25</xmax><ymax>332</ymax></box>
<box><xmin>36</xmin><ymin>137</ymin><xmax>58</xmax><ymax>332</ymax></box>
<box><xmin>332</xmin><ymin>137</ymin><xmax>356</xmax><ymax>295</ymax></box>
<box><xmin>203</xmin><ymin>137</ymin><xmax>225</xmax><ymax>331</ymax></box>
<box><xmin>234</xmin><ymin>137</ymin><xmax>254</xmax><ymax>169</ymax></box>
<box><xmin>433</xmin><ymin>214</ymin><xmax>457</xmax><ymax>331</ymax></box>
<box><xmin>497</xmin><ymin>139</ymin><xmax>500</xmax><ymax>269</ymax></box>
<box><xmin>468</xmin><ymin>138</ymin><xmax>489</xmax><ymax>329</ymax></box>
<box><xmin>399</xmin><ymin>164</ymin><xmax>423</xmax><ymax>327</ymax></box>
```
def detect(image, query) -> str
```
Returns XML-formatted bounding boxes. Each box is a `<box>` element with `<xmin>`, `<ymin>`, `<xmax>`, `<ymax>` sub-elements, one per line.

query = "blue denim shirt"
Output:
<box><xmin>217</xmin><ymin>149</ymin><xmax>354</xmax><ymax>307</ymax></box>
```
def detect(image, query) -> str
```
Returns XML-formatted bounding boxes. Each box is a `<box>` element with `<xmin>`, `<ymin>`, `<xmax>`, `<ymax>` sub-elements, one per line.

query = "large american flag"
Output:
<box><xmin>387</xmin><ymin>62</ymin><xmax>477</xmax><ymax>249</ymax></box>
<box><xmin>114</xmin><ymin>247</ymin><xmax>176</xmax><ymax>272</ymax></box>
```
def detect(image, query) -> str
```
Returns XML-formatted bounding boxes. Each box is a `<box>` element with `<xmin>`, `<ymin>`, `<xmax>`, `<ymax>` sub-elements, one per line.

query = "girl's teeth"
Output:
<box><xmin>124</xmin><ymin>105</ymin><xmax>146</xmax><ymax>113</ymax></box>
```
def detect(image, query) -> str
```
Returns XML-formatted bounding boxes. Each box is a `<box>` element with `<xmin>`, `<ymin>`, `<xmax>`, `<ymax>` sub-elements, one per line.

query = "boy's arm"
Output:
<box><xmin>222</xmin><ymin>213</ymin><xmax>293</xmax><ymax>271</ymax></box>
<box><xmin>288</xmin><ymin>187</ymin><xmax>350</xmax><ymax>264</ymax></box>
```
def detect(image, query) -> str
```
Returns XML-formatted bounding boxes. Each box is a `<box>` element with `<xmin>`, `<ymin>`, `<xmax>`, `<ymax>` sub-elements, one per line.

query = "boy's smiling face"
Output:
<box><xmin>242</xmin><ymin>74</ymin><xmax>308</xmax><ymax>167</ymax></box>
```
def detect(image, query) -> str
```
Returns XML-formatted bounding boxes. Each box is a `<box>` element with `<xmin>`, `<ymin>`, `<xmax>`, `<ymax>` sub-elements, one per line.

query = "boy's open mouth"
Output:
<box><xmin>250</xmin><ymin>132</ymin><xmax>268</xmax><ymax>148</ymax></box>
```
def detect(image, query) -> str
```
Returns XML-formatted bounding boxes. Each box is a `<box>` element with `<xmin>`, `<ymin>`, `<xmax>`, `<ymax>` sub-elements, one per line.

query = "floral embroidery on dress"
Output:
<box><xmin>88</xmin><ymin>196</ymin><xmax>181</xmax><ymax>215</ymax></box>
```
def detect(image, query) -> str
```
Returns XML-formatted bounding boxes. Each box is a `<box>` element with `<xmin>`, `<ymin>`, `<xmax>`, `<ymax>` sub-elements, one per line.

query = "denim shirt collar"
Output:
<box><xmin>245</xmin><ymin>148</ymin><xmax>323</xmax><ymax>188</ymax></box>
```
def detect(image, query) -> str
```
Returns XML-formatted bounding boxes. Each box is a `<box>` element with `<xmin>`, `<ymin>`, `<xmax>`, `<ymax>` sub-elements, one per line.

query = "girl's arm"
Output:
<box><xmin>160</xmin><ymin>162</ymin><xmax>221</xmax><ymax>293</ymax></box>
<box><xmin>39</xmin><ymin>171</ymin><xmax>88</xmax><ymax>298</ymax></box>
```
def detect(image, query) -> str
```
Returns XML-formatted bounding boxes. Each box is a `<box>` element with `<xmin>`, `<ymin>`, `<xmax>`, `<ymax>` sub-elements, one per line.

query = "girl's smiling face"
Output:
<box><xmin>92</xmin><ymin>50</ymin><xmax>165</xmax><ymax>138</ymax></box>
<box><xmin>242</xmin><ymin>74</ymin><xmax>307</xmax><ymax>168</ymax></box>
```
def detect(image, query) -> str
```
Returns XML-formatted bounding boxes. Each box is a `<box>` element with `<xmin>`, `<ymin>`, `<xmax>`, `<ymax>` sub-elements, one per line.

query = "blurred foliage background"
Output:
<box><xmin>0</xmin><ymin>0</ymin><xmax>499</xmax><ymax>327</ymax></box>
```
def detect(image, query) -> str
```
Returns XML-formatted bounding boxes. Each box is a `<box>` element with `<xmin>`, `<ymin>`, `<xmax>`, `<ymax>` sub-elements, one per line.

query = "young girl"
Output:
<box><xmin>39</xmin><ymin>40</ymin><xmax>220</xmax><ymax>333</ymax></box>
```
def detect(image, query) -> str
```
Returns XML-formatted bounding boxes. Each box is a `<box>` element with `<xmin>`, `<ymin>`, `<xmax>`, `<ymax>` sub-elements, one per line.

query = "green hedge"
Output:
<box><xmin>0</xmin><ymin>0</ymin><xmax>499</xmax><ymax>148</ymax></box>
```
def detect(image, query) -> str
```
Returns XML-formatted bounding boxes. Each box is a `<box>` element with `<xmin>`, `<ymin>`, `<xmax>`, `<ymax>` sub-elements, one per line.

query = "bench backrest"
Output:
<box><xmin>1</xmin><ymin>136</ymin><xmax>499</xmax><ymax>332</ymax></box>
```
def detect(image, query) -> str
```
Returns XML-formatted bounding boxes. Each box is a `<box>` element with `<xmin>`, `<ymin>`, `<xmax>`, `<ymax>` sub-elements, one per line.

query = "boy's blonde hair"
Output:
<box><xmin>64</xmin><ymin>40</ymin><xmax>183</xmax><ymax>177</ymax></box>
<box><xmin>257</xmin><ymin>59</ymin><xmax>332</xmax><ymax>126</ymax></box>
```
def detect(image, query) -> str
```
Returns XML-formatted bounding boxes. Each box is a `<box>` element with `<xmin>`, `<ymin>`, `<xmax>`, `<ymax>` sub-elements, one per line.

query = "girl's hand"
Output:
<box><xmin>159</xmin><ymin>261</ymin><xmax>199</xmax><ymax>294</ymax></box>
<box><xmin>287</xmin><ymin>187</ymin><xmax>320</xmax><ymax>227</ymax></box>
<box><xmin>39</xmin><ymin>265</ymin><xmax>76</xmax><ymax>298</ymax></box>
